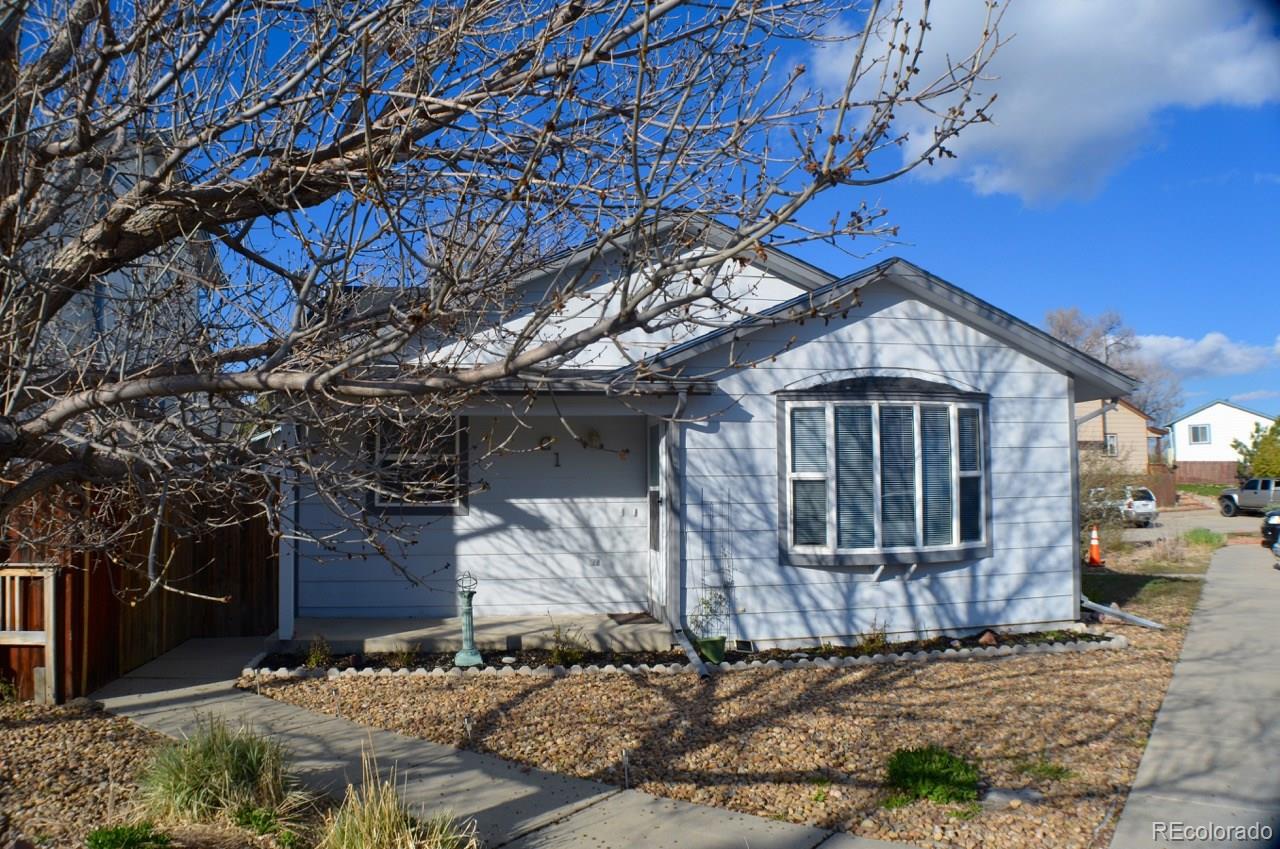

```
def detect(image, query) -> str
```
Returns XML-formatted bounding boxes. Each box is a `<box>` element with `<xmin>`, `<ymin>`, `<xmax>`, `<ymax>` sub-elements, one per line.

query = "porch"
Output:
<box><xmin>285</xmin><ymin>611</ymin><xmax>674</xmax><ymax>654</ymax></box>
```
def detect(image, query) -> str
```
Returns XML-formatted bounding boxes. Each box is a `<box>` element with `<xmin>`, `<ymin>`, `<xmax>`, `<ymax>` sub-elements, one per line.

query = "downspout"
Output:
<box><xmin>665</xmin><ymin>389</ymin><xmax>710</xmax><ymax>678</ymax></box>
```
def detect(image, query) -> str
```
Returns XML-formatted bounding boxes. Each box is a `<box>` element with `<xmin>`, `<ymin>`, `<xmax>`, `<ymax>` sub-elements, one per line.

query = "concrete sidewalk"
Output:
<box><xmin>1110</xmin><ymin>544</ymin><xmax>1280</xmax><ymax>848</ymax></box>
<box><xmin>93</xmin><ymin>639</ymin><xmax>905</xmax><ymax>849</ymax></box>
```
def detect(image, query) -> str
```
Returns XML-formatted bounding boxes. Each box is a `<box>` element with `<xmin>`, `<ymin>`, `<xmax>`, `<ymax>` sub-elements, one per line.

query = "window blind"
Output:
<box><xmin>792</xmin><ymin>479</ymin><xmax>827</xmax><ymax>546</ymax></box>
<box><xmin>879</xmin><ymin>405</ymin><xmax>917</xmax><ymax>548</ymax></box>
<box><xmin>921</xmin><ymin>406</ymin><xmax>953</xmax><ymax>546</ymax></box>
<box><xmin>835</xmin><ymin>406</ymin><xmax>875</xmax><ymax>548</ymax></box>
<box><xmin>790</xmin><ymin>408</ymin><xmax>826</xmax><ymax>473</ymax></box>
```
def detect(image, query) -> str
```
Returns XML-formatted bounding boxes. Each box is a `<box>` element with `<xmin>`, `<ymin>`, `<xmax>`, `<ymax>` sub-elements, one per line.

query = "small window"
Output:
<box><xmin>1104</xmin><ymin>433</ymin><xmax>1119</xmax><ymax>456</ymax></box>
<box><xmin>781</xmin><ymin>388</ymin><xmax>988</xmax><ymax>566</ymax></box>
<box><xmin>1244</xmin><ymin>479</ymin><xmax>1260</xmax><ymax>491</ymax></box>
<box><xmin>1189</xmin><ymin>424</ymin><xmax>1211</xmax><ymax>444</ymax></box>
<box><xmin>1261</xmin><ymin>480</ymin><xmax>1273</xmax><ymax>492</ymax></box>
<box><xmin>369</xmin><ymin>416</ymin><xmax>468</xmax><ymax>513</ymax></box>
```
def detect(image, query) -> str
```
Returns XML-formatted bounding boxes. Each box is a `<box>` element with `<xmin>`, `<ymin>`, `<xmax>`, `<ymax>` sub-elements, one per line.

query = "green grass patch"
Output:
<box><xmin>1016</xmin><ymin>757</ymin><xmax>1073</xmax><ymax>782</ymax></box>
<box><xmin>86</xmin><ymin>823</ymin><xmax>171</xmax><ymax>849</ymax></box>
<box><xmin>1182</xmin><ymin>528</ymin><xmax>1226</xmax><ymax>548</ymax></box>
<box><xmin>884</xmin><ymin>746</ymin><xmax>979</xmax><ymax>807</ymax></box>
<box><xmin>1176</xmin><ymin>483</ymin><xmax>1229</xmax><ymax>497</ymax></box>
<box><xmin>319</xmin><ymin>753</ymin><xmax>477</xmax><ymax>849</ymax></box>
<box><xmin>140</xmin><ymin>717</ymin><xmax>304</xmax><ymax>828</ymax></box>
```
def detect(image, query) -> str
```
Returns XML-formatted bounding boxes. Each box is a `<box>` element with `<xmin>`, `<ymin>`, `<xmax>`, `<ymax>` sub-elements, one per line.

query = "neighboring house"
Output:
<box><xmin>1166</xmin><ymin>400</ymin><xmax>1275</xmax><ymax>484</ymax></box>
<box><xmin>278</xmin><ymin>228</ymin><xmax>1136</xmax><ymax>648</ymax></box>
<box><xmin>1075</xmin><ymin>398</ymin><xmax>1166</xmax><ymax>474</ymax></box>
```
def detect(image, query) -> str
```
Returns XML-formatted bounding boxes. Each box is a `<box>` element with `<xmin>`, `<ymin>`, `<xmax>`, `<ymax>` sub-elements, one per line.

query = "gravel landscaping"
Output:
<box><xmin>0</xmin><ymin>701</ymin><xmax>163</xmax><ymax>848</ymax></box>
<box><xmin>0</xmin><ymin>702</ymin><xmax>317</xmax><ymax>849</ymax></box>
<box><xmin>251</xmin><ymin>589</ymin><xmax>1200</xmax><ymax>849</ymax></box>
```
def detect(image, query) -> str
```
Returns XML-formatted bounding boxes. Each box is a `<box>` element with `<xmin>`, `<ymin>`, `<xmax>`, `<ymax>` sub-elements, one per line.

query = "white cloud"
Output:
<box><xmin>1134</xmin><ymin>332</ymin><xmax>1278</xmax><ymax>378</ymax></box>
<box><xmin>1231</xmin><ymin>389</ymin><xmax>1280</xmax><ymax>403</ymax></box>
<box><xmin>812</xmin><ymin>1</ymin><xmax>1280</xmax><ymax>202</ymax></box>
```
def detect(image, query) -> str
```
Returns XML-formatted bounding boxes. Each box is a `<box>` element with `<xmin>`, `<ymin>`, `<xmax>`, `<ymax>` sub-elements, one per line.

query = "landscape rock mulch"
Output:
<box><xmin>0</xmin><ymin>702</ymin><xmax>300</xmax><ymax>849</ymax></box>
<box><xmin>0</xmin><ymin>701</ymin><xmax>162</xmax><ymax>848</ymax></box>
<box><xmin>253</xmin><ymin>609</ymin><xmax>1192</xmax><ymax>849</ymax></box>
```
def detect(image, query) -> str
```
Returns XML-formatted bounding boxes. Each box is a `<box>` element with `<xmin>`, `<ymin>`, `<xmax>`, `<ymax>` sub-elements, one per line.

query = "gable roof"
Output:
<box><xmin>1166</xmin><ymin>399</ymin><xmax>1275</xmax><ymax>428</ymax></box>
<box><xmin>616</xmin><ymin>257</ymin><xmax>1138</xmax><ymax>402</ymax></box>
<box><xmin>516</xmin><ymin>214</ymin><xmax>838</xmax><ymax>298</ymax></box>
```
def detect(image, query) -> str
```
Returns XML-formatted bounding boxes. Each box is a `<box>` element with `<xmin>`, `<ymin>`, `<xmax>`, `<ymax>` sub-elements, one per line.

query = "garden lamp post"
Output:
<box><xmin>454</xmin><ymin>571</ymin><xmax>482</xmax><ymax>667</ymax></box>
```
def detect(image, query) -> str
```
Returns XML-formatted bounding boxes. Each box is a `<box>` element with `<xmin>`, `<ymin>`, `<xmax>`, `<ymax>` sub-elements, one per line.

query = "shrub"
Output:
<box><xmin>305</xmin><ymin>635</ymin><xmax>333</xmax><ymax>670</ymax></box>
<box><xmin>545</xmin><ymin>616</ymin><xmax>587</xmax><ymax>667</ymax></box>
<box><xmin>86</xmin><ymin>823</ymin><xmax>170</xmax><ymax>849</ymax></box>
<box><xmin>386</xmin><ymin>644</ymin><xmax>419</xmax><ymax>670</ymax></box>
<box><xmin>140</xmin><ymin>717</ymin><xmax>302</xmax><ymax>826</ymax></box>
<box><xmin>1183</xmin><ymin>528</ymin><xmax>1225</xmax><ymax>548</ymax></box>
<box><xmin>319</xmin><ymin>753</ymin><xmax>477</xmax><ymax>849</ymax></box>
<box><xmin>0</xmin><ymin>670</ymin><xmax>17</xmax><ymax>703</ymax></box>
<box><xmin>857</xmin><ymin>617</ymin><xmax>889</xmax><ymax>654</ymax></box>
<box><xmin>885</xmin><ymin>746</ymin><xmax>979</xmax><ymax>806</ymax></box>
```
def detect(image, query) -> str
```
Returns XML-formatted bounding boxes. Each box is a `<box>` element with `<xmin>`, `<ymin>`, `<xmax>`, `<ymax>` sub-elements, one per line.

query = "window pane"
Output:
<box><xmin>647</xmin><ymin>424</ymin><xmax>661</xmax><ymax>487</ymax></box>
<box><xmin>792</xmin><ymin>479</ymin><xmax>827</xmax><ymax>546</ymax></box>
<box><xmin>958</xmin><ymin>408</ymin><xmax>980</xmax><ymax>472</ymax></box>
<box><xmin>921</xmin><ymin>406</ymin><xmax>953</xmax><ymax>546</ymax></box>
<box><xmin>791</xmin><ymin>408</ymin><xmax>826</xmax><ymax>473</ymax></box>
<box><xmin>880</xmin><ymin>406</ymin><xmax>917</xmax><ymax>547</ymax></box>
<box><xmin>375</xmin><ymin>418</ymin><xmax>461</xmax><ymax>505</ymax></box>
<box><xmin>960</xmin><ymin>476</ymin><xmax>982</xmax><ymax>542</ymax></box>
<box><xmin>835</xmin><ymin>406</ymin><xmax>875</xmax><ymax>548</ymax></box>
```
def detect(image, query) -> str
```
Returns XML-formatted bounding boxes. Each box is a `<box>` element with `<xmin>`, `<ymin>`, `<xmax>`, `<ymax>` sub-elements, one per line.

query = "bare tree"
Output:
<box><xmin>0</xmin><ymin>0</ymin><xmax>1001</xmax><ymax>585</ymax></box>
<box><xmin>1045</xmin><ymin>307</ymin><xmax>1182</xmax><ymax>425</ymax></box>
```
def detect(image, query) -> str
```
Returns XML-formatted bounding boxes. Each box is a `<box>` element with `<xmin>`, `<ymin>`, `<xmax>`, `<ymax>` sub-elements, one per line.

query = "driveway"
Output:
<box><xmin>1123</xmin><ymin>506</ymin><xmax>1265</xmax><ymax>543</ymax></box>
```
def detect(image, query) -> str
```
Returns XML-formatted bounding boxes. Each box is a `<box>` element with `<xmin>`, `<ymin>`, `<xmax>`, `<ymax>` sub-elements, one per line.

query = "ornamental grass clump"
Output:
<box><xmin>319</xmin><ymin>752</ymin><xmax>477</xmax><ymax>849</ymax></box>
<box><xmin>139</xmin><ymin>717</ymin><xmax>305</xmax><ymax>830</ymax></box>
<box><xmin>884</xmin><ymin>745</ymin><xmax>979</xmax><ymax>807</ymax></box>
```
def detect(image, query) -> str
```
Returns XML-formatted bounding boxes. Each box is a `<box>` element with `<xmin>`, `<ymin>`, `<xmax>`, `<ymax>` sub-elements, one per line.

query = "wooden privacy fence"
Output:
<box><xmin>1173</xmin><ymin>461</ymin><xmax>1238</xmax><ymax>486</ymax></box>
<box><xmin>1143</xmin><ymin>469</ymin><xmax>1177</xmax><ymax>509</ymax></box>
<box><xmin>0</xmin><ymin>564</ymin><xmax>57</xmax><ymax>702</ymax></box>
<box><xmin>2</xmin><ymin>507</ymin><xmax>277</xmax><ymax>702</ymax></box>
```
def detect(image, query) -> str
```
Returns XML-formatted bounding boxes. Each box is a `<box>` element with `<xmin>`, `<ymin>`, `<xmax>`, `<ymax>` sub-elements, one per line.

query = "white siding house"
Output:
<box><xmin>1167</xmin><ymin>401</ymin><xmax>1274</xmax><ymax>464</ymax></box>
<box><xmin>280</xmin><ymin>240</ymin><xmax>1136</xmax><ymax>647</ymax></box>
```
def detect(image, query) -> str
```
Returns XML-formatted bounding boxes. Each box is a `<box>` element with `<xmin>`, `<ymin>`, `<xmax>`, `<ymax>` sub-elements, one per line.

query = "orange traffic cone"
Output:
<box><xmin>1087</xmin><ymin>525</ymin><xmax>1105</xmax><ymax>567</ymax></box>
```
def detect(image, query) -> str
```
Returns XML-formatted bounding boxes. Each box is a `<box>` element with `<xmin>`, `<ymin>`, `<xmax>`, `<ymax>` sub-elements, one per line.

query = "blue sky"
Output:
<box><xmin>788</xmin><ymin>1</ymin><xmax>1280</xmax><ymax>421</ymax></box>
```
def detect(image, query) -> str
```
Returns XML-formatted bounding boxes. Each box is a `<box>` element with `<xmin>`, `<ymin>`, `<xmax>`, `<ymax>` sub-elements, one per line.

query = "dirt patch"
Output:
<box><xmin>255</xmin><ymin>589</ymin><xmax>1197</xmax><ymax>849</ymax></box>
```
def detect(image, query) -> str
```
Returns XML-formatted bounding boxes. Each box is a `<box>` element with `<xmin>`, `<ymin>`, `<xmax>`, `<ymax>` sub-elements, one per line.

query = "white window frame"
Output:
<box><xmin>1188</xmin><ymin>424</ymin><xmax>1211</xmax><ymax>444</ymax></box>
<box><xmin>784</xmin><ymin>399</ymin><xmax>986</xmax><ymax>557</ymax></box>
<box><xmin>1104</xmin><ymin>433</ymin><xmax>1119</xmax><ymax>456</ymax></box>
<box><xmin>371</xmin><ymin>417</ymin><xmax>467</xmax><ymax>512</ymax></box>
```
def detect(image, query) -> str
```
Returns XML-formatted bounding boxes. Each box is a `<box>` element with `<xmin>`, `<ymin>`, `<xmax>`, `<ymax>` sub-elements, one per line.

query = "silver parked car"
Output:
<box><xmin>1219</xmin><ymin>478</ymin><xmax>1280</xmax><ymax>517</ymax></box>
<box><xmin>1087</xmin><ymin>485</ymin><xmax>1159</xmax><ymax>527</ymax></box>
<box><xmin>1119</xmin><ymin>486</ymin><xmax>1159</xmax><ymax>527</ymax></box>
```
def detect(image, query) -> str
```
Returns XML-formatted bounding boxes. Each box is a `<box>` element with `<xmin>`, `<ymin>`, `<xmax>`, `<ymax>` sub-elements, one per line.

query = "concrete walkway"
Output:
<box><xmin>93</xmin><ymin>639</ymin><xmax>905</xmax><ymax>849</ymax></box>
<box><xmin>1110</xmin><ymin>543</ymin><xmax>1280</xmax><ymax>848</ymax></box>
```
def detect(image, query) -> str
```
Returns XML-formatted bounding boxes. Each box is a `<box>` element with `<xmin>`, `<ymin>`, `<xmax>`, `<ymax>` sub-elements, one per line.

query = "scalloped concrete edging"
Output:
<box><xmin>242</xmin><ymin>633</ymin><xmax>1129</xmax><ymax>682</ymax></box>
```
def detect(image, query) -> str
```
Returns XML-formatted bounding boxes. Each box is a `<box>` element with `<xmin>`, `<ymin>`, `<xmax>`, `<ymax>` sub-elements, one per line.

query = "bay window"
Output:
<box><xmin>780</xmin><ymin>383</ymin><xmax>989</xmax><ymax>566</ymax></box>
